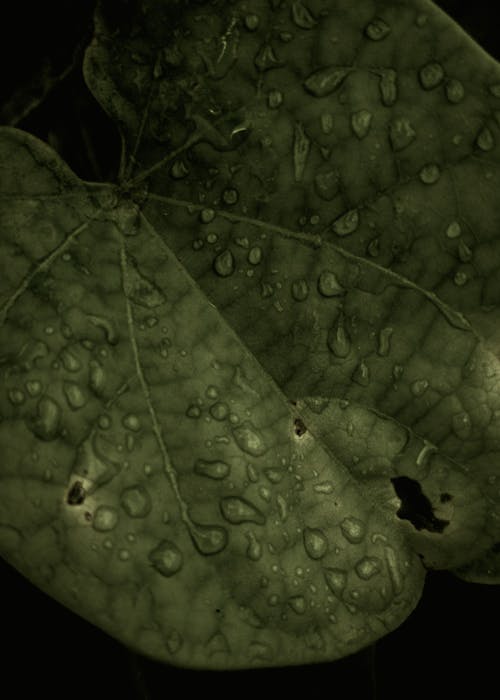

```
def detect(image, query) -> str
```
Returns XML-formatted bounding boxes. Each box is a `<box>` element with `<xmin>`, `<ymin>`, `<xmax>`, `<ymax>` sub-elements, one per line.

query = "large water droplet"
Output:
<box><xmin>419</xmin><ymin>62</ymin><xmax>444</xmax><ymax>89</ymax></box>
<box><xmin>213</xmin><ymin>249</ymin><xmax>235</xmax><ymax>277</ymax></box>
<box><xmin>384</xmin><ymin>546</ymin><xmax>402</xmax><ymax>593</ymax></box>
<box><xmin>340</xmin><ymin>516</ymin><xmax>366</xmax><ymax>543</ymax></box>
<box><xmin>220</xmin><ymin>496</ymin><xmax>266</xmax><ymax>525</ymax></box>
<box><xmin>149</xmin><ymin>540</ymin><xmax>184</xmax><ymax>577</ymax></box>
<box><xmin>92</xmin><ymin>505</ymin><xmax>119</xmax><ymax>532</ymax></box>
<box><xmin>209</xmin><ymin>401</ymin><xmax>229</xmax><ymax>420</ymax></box>
<box><xmin>317</xmin><ymin>270</ymin><xmax>345</xmax><ymax>297</ymax></box>
<box><xmin>364</xmin><ymin>17</ymin><xmax>391</xmax><ymax>40</ymax></box>
<box><xmin>122</xmin><ymin>413</ymin><xmax>141</xmax><ymax>431</ymax></box>
<box><xmin>120</xmin><ymin>485</ymin><xmax>152</xmax><ymax>518</ymax></box>
<box><xmin>333</xmin><ymin>209</ymin><xmax>359</xmax><ymax>236</ymax></box>
<box><xmin>194</xmin><ymin>458</ymin><xmax>230</xmax><ymax>479</ymax></box>
<box><xmin>445</xmin><ymin>78</ymin><xmax>465</xmax><ymax>103</ymax></box>
<box><xmin>232</xmin><ymin>421</ymin><xmax>267</xmax><ymax>456</ymax></box>
<box><xmin>327</xmin><ymin>314</ymin><xmax>351</xmax><ymax>358</ymax></box>
<box><xmin>389</xmin><ymin>118</ymin><xmax>416</xmax><ymax>151</ymax></box>
<box><xmin>303</xmin><ymin>66</ymin><xmax>350</xmax><ymax>97</ymax></box>
<box><xmin>189</xmin><ymin>522</ymin><xmax>228</xmax><ymax>555</ymax></box>
<box><xmin>291</xmin><ymin>0</ymin><xmax>316</xmax><ymax>29</ymax></box>
<box><xmin>324</xmin><ymin>567</ymin><xmax>347</xmax><ymax>597</ymax></box>
<box><xmin>303</xmin><ymin>527</ymin><xmax>328</xmax><ymax>559</ymax></box>
<box><xmin>28</xmin><ymin>396</ymin><xmax>61</xmax><ymax>441</ymax></box>
<box><xmin>351</xmin><ymin>109</ymin><xmax>373</xmax><ymax>139</ymax></box>
<box><xmin>355</xmin><ymin>556</ymin><xmax>382</xmax><ymax>580</ymax></box>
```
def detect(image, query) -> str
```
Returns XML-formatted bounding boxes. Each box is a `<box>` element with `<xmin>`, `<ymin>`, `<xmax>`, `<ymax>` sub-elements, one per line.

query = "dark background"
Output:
<box><xmin>0</xmin><ymin>1</ymin><xmax>498</xmax><ymax>698</ymax></box>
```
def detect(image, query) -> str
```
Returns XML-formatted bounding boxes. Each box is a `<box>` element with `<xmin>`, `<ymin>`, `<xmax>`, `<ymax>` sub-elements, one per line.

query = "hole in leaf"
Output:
<box><xmin>67</xmin><ymin>480</ymin><xmax>86</xmax><ymax>505</ymax></box>
<box><xmin>440</xmin><ymin>492</ymin><xmax>452</xmax><ymax>503</ymax></box>
<box><xmin>390</xmin><ymin>476</ymin><xmax>449</xmax><ymax>533</ymax></box>
<box><xmin>294</xmin><ymin>418</ymin><xmax>307</xmax><ymax>437</ymax></box>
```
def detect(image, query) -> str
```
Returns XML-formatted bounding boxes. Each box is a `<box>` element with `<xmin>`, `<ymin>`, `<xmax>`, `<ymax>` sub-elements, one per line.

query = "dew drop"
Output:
<box><xmin>60</xmin><ymin>349</ymin><xmax>82</xmax><ymax>372</ymax></box>
<box><xmin>244</xmin><ymin>13</ymin><xmax>259</xmax><ymax>31</ymax></box>
<box><xmin>446</xmin><ymin>221</ymin><xmax>462</xmax><ymax>239</ymax></box>
<box><xmin>220</xmin><ymin>496</ymin><xmax>266</xmax><ymax>525</ymax></box>
<box><xmin>245</xmin><ymin>530</ymin><xmax>263</xmax><ymax>561</ymax></box>
<box><xmin>317</xmin><ymin>270</ymin><xmax>345</xmax><ymax>297</ymax></box>
<box><xmin>351</xmin><ymin>109</ymin><xmax>373</xmax><ymax>139</ymax></box>
<box><xmin>303</xmin><ymin>527</ymin><xmax>328</xmax><ymax>559</ymax></box>
<box><xmin>122</xmin><ymin>413</ymin><xmax>141</xmax><ymax>431</ymax></box>
<box><xmin>170</xmin><ymin>160</ymin><xmax>189</xmax><ymax>179</ymax></box>
<box><xmin>194</xmin><ymin>458</ymin><xmax>230</xmax><ymax>480</ymax></box>
<box><xmin>25</xmin><ymin>380</ymin><xmax>42</xmax><ymax>397</ymax></box>
<box><xmin>92</xmin><ymin>505</ymin><xmax>119</xmax><ymax>532</ymax></box>
<box><xmin>213</xmin><ymin>249</ymin><xmax>235</xmax><ymax>277</ymax></box>
<box><xmin>123</xmin><ymin>264</ymin><xmax>165</xmax><ymax>309</ymax></box>
<box><xmin>222</xmin><ymin>188</ymin><xmax>239</xmax><ymax>205</ymax></box>
<box><xmin>332</xmin><ymin>209</ymin><xmax>359</xmax><ymax>236</ymax></box>
<box><xmin>320</xmin><ymin>113</ymin><xmax>333</xmax><ymax>134</ymax></box>
<box><xmin>268</xmin><ymin>89</ymin><xmax>283</xmax><ymax>108</ymax></box>
<box><xmin>200</xmin><ymin>208</ymin><xmax>215</xmax><ymax>224</ymax></box>
<box><xmin>186</xmin><ymin>403</ymin><xmax>201</xmax><ymax>418</ymax></box>
<box><xmin>288</xmin><ymin>595</ymin><xmax>307</xmax><ymax>614</ymax></box>
<box><xmin>458</xmin><ymin>239</ymin><xmax>473</xmax><ymax>262</ymax></box>
<box><xmin>454</xmin><ymin>271</ymin><xmax>468</xmax><ymax>287</ymax></box>
<box><xmin>384</xmin><ymin>545</ymin><xmax>402</xmax><ymax>593</ymax></box>
<box><xmin>389</xmin><ymin>118</ymin><xmax>416</xmax><ymax>151</ymax></box>
<box><xmin>254</xmin><ymin>44</ymin><xmax>282</xmax><ymax>72</ymax></box>
<box><xmin>28</xmin><ymin>396</ymin><xmax>61</xmax><ymax>441</ymax></box>
<box><xmin>293</xmin><ymin>123</ymin><xmax>311</xmax><ymax>182</ymax></box>
<box><xmin>291</xmin><ymin>278</ymin><xmax>310</xmax><ymax>301</ymax></box>
<box><xmin>352</xmin><ymin>360</ymin><xmax>370</xmax><ymax>386</ymax></box>
<box><xmin>419</xmin><ymin>163</ymin><xmax>441</xmax><ymax>184</ymax></box>
<box><xmin>314</xmin><ymin>481</ymin><xmax>334</xmax><ymax>494</ymax></box>
<box><xmin>340</xmin><ymin>516</ymin><xmax>366</xmax><ymax>543</ymax></box>
<box><xmin>324</xmin><ymin>568</ymin><xmax>347</xmax><ymax>598</ymax></box>
<box><xmin>209</xmin><ymin>401</ymin><xmax>229</xmax><ymax>421</ymax></box>
<box><xmin>379</xmin><ymin>69</ymin><xmax>398</xmax><ymax>106</ymax></box>
<box><xmin>327</xmin><ymin>314</ymin><xmax>351</xmax><ymax>358</ymax></box>
<box><xmin>120</xmin><ymin>485</ymin><xmax>152</xmax><ymax>518</ymax></box>
<box><xmin>476</xmin><ymin>126</ymin><xmax>495</xmax><ymax>152</ymax></box>
<box><xmin>303</xmin><ymin>66</ymin><xmax>350</xmax><ymax>97</ymax></box>
<box><xmin>364</xmin><ymin>17</ymin><xmax>391</xmax><ymax>40</ymax></box>
<box><xmin>63</xmin><ymin>381</ymin><xmax>87</xmax><ymax>410</ymax></box>
<box><xmin>410</xmin><ymin>379</ymin><xmax>429</xmax><ymax>396</ymax></box>
<box><xmin>355</xmin><ymin>556</ymin><xmax>382</xmax><ymax>580</ymax></box>
<box><xmin>189</xmin><ymin>522</ymin><xmax>228</xmax><ymax>555</ymax></box>
<box><xmin>419</xmin><ymin>62</ymin><xmax>444</xmax><ymax>90</ymax></box>
<box><xmin>247</xmin><ymin>246</ymin><xmax>263</xmax><ymax>265</ymax></box>
<box><xmin>149</xmin><ymin>540</ymin><xmax>183</xmax><ymax>577</ymax></box>
<box><xmin>291</xmin><ymin>0</ymin><xmax>316</xmax><ymax>29</ymax></box>
<box><xmin>232</xmin><ymin>421</ymin><xmax>267</xmax><ymax>456</ymax></box>
<box><xmin>8</xmin><ymin>388</ymin><xmax>25</xmax><ymax>405</ymax></box>
<box><xmin>445</xmin><ymin>78</ymin><xmax>465</xmax><ymax>103</ymax></box>
<box><xmin>377</xmin><ymin>327</ymin><xmax>393</xmax><ymax>357</ymax></box>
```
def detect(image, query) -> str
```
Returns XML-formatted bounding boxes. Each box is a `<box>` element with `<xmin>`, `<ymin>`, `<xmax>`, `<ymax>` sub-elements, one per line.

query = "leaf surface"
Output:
<box><xmin>1</xmin><ymin>0</ymin><xmax>499</xmax><ymax>669</ymax></box>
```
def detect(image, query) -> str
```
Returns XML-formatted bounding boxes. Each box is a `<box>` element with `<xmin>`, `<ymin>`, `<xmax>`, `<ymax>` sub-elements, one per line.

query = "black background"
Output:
<box><xmin>0</xmin><ymin>2</ymin><xmax>499</xmax><ymax>698</ymax></box>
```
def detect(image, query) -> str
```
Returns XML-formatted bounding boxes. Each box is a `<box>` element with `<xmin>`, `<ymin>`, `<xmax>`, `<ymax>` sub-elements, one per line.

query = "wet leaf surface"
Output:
<box><xmin>1</xmin><ymin>0</ymin><xmax>499</xmax><ymax>671</ymax></box>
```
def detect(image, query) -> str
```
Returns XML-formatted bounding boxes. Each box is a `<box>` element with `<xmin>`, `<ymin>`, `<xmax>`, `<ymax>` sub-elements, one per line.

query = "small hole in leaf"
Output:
<box><xmin>294</xmin><ymin>418</ymin><xmax>307</xmax><ymax>437</ymax></box>
<box><xmin>67</xmin><ymin>480</ymin><xmax>86</xmax><ymax>505</ymax></box>
<box><xmin>391</xmin><ymin>476</ymin><xmax>449</xmax><ymax>533</ymax></box>
<box><xmin>440</xmin><ymin>492</ymin><xmax>452</xmax><ymax>503</ymax></box>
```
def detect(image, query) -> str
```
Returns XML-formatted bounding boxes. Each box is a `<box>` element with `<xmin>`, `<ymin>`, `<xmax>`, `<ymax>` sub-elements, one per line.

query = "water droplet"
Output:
<box><xmin>452</xmin><ymin>411</ymin><xmax>472</xmax><ymax>439</ymax></box>
<box><xmin>327</xmin><ymin>314</ymin><xmax>351</xmax><ymax>358</ymax></box>
<box><xmin>124</xmin><ymin>262</ymin><xmax>165</xmax><ymax>309</ymax></box>
<box><xmin>317</xmin><ymin>270</ymin><xmax>345</xmax><ymax>297</ymax></box>
<box><xmin>291</xmin><ymin>278</ymin><xmax>309</xmax><ymax>301</ymax></box>
<box><xmin>220</xmin><ymin>496</ymin><xmax>266</xmax><ymax>525</ymax></box>
<box><xmin>351</xmin><ymin>109</ymin><xmax>372</xmax><ymax>139</ymax></box>
<box><xmin>222</xmin><ymin>188</ymin><xmax>238</xmax><ymax>205</ymax></box>
<box><xmin>332</xmin><ymin>209</ymin><xmax>359</xmax><ymax>236</ymax></box>
<box><xmin>122</xmin><ymin>413</ymin><xmax>141</xmax><ymax>431</ymax></box>
<box><xmin>389</xmin><ymin>118</ymin><xmax>416</xmax><ymax>151</ymax></box>
<box><xmin>25</xmin><ymin>380</ymin><xmax>42</xmax><ymax>397</ymax></box>
<box><xmin>245</xmin><ymin>530</ymin><xmax>262</xmax><ymax>561</ymax></box>
<box><xmin>120</xmin><ymin>485</ymin><xmax>152</xmax><ymax>518</ymax></box>
<box><xmin>454</xmin><ymin>271</ymin><xmax>468</xmax><ymax>286</ymax></box>
<box><xmin>166</xmin><ymin>630</ymin><xmax>183</xmax><ymax>655</ymax></box>
<box><xmin>314</xmin><ymin>170</ymin><xmax>338</xmax><ymax>200</ymax></box>
<box><xmin>267</xmin><ymin>88</ymin><xmax>283</xmax><ymax>109</ymax></box>
<box><xmin>291</xmin><ymin>0</ymin><xmax>316</xmax><ymax>29</ymax></box>
<box><xmin>8</xmin><ymin>388</ymin><xmax>25</xmax><ymax>405</ymax></box>
<box><xmin>60</xmin><ymin>349</ymin><xmax>81</xmax><ymax>372</ymax></box>
<box><xmin>377</xmin><ymin>327</ymin><xmax>393</xmax><ymax>357</ymax></box>
<box><xmin>244</xmin><ymin>13</ymin><xmax>259</xmax><ymax>31</ymax></box>
<box><xmin>410</xmin><ymin>379</ymin><xmax>428</xmax><ymax>397</ymax></box>
<box><xmin>476</xmin><ymin>126</ymin><xmax>495</xmax><ymax>151</ymax></box>
<box><xmin>209</xmin><ymin>401</ymin><xmax>229</xmax><ymax>421</ymax></box>
<box><xmin>303</xmin><ymin>527</ymin><xmax>328</xmax><ymax>559</ymax></box>
<box><xmin>189</xmin><ymin>522</ymin><xmax>228</xmax><ymax>555</ymax></box>
<box><xmin>276</xmin><ymin>494</ymin><xmax>288</xmax><ymax>521</ymax></box>
<box><xmin>186</xmin><ymin>403</ymin><xmax>201</xmax><ymax>418</ymax></box>
<box><xmin>367</xmin><ymin>237</ymin><xmax>380</xmax><ymax>257</ymax></box>
<box><xmin>207</xmin><ymin>632</ymin><xmax>230</xmax><ymax>657</ymax></box>
<box><xmin>293</xmin><ymin>123</ymin><xmax>311</xmax><ymax>183</ymax></box>
<box><xmin>446</xmin><ymin>221</ymin><xmax>462</xmax><ymax>238</ymax></box>
<box><xmin>445</xmin><ymin>78</ymin><xmax>465</xmax><ymax>103</ymax></box>
<box><xmin>340</xmin><ymin>516</ymin><xmax>366</xmax><ymax>543</ymax></box>
<box><xmin>63</xmin><ymin>381</ymin><xmax>87</xmax><ymax>410</ymax></box>
<box><xmin>384</xmin><ymin>546</ymin><xmax>402</xmax><ymax>593</ymax></box>
<box><xmin>92</xmin><ymin>505</ymin><xmax>119</xmax><ymax>532</ymax></box>
<box><xmin>232</xmin><ymin>421</ymin><xmax>267</xmax><ymax>456</ymax></box>
<box><xmin>419</xmin><ymin>62</ymin><xmax>444</xmax><ymax>90</ymax></box>
<box><xmin>419</xmin><ymin>163</ymin><xmax>441</xmax><ymax>184</ymax></box>
<box><xmin>378</xmin><ymin>69</ymin><xmax>398</xmax><ymax>106</ymax></box>
<box><xmin>213</xmin><ymin>249</ymin><xmax>235</xmax><ymax>277</ymax></box>
<box><xmin>324</xmin><ymin>568</ymin><xmax>347</xmax><ymax>597</ymax></box>
<box><xmin>194</xmin><ymin>458</ymin><xmax>230</xmax><ymax>480</ymax></box>
<box><xmin>118</xmin><ymin>548</ymin><xmax>130</xmax><ymax>561</ymax></box>
<box><xmin>393</xmin><ymin>364</ymin><xmax>404</xmax><ymax>380</ymax></box>
<box><xmin>288</xmin><ymin>595</ymin><xmax>307</xmax><ymax>614</ymax></box>
<box><xmin>200</xmin><ymin>208</ymin><xmax>215</xmax><ymax>224</ymax></box>
<box><xmin>303</xmin><ymin>66</ymin><xmax>351</xmax><ymax>97</ymax></box>
<box><xmin>314</xmin><ymin>481</ymin><xmax>334</xmax><ymax>494</ymax></box>
<box><xmin>28</xmin><ymin>396</ymin><xmax>61</xmax><ymax>441</ymax></box>
<box><xmin>365</xmin><ymin>17</ymin><xmax>391</xmax><ymax>40</ymax></box>
<box><xmin>247</xmin><ymin>246</ymin><xmax>263</xmax><ymax>265</ymax></box>
<box><xmin>355</xmin><ymin>556</ymin><xmax>382</xmax><ymax>580</ymax></box>
<box><xmin>259</xmin><ymin>485</ymin><xmax>271</xmax><ymax>502</ymax></box>
<box><xmin>352</xmin><ymin>360</ymin><xmax>370</xmax><ymax>386</ymax></box>
<box><xmin>254</xmin><ymin>44</ymin><xmax>282</xmax><ymax>72</ymax></box>
<box><xmin>149</xmin><ymin>540</ymin><xmax>183</xmax><ymax>577</ymax></box>
<box><xmin>170</xmin><ymin>160</ymin><xmax>189</xmax><ymax>179</ymax></box>
<box><xmin>320</xmin><ymin>113</ymin><xmax>333</xmax><ymax>135</ymax></box>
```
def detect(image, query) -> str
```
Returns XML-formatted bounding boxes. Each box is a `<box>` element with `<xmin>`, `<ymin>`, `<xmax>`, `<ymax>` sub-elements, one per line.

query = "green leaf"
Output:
<box><xmin>1</xmin><ymin>0</ymin><xmax>499</xmax><ymax>670</ymax></box>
